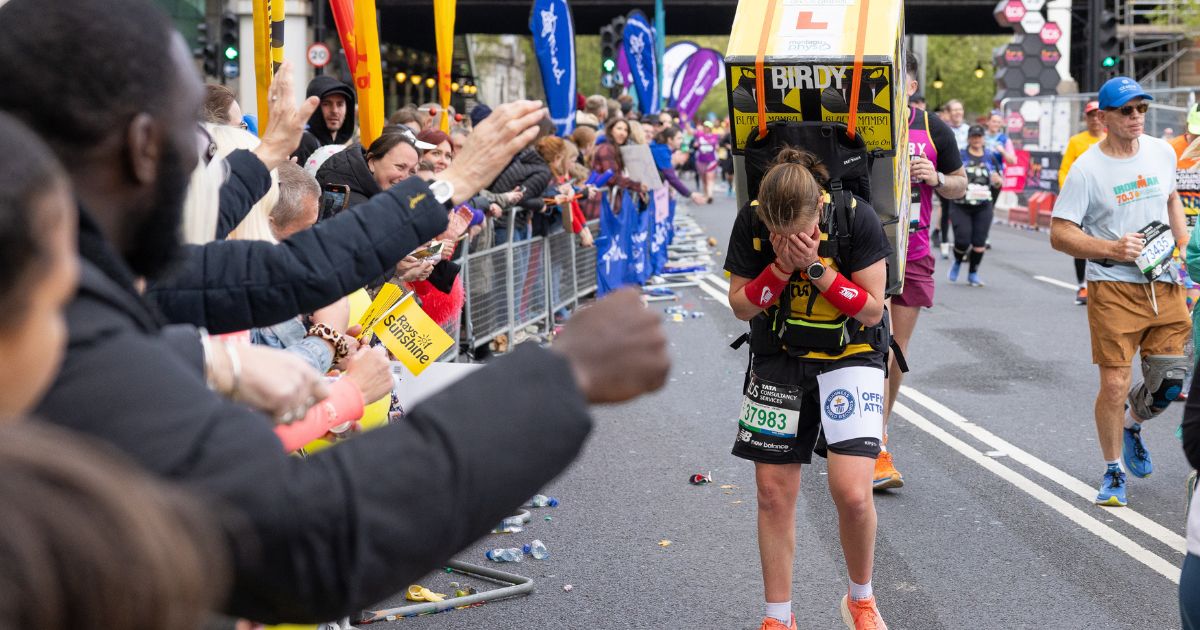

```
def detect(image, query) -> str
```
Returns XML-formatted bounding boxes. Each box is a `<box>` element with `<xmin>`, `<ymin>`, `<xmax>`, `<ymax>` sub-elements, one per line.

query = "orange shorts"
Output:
<box><xmin>1087</xmin><ymin>280</ymin><xmax>1190</xmax><ymax>367</ymax></box>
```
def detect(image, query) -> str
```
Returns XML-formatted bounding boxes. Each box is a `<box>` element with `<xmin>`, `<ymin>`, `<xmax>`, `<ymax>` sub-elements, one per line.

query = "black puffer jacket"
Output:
<box><xmin>313</xmin><ymin>144</ymin><xmax>380</xmax><ymax>210</ymax></box>
<box><xmin>38</xmin><ymin>206</ymin><xmax>593</xmax><ymax>624</ymax></box>
<box><xmin>488</xmin><ymin>147</ymin><xmax>552</xmax><ymax>230</ymax></box>
<box><xmin>145</xmin><ymin>177</ymin><xmax>449</xmax><ymax>333</ymax></box>
<box><xmin>293</xmin><ymin>76</ymin><xmax>357</xmax><ymax>164</ymax></box>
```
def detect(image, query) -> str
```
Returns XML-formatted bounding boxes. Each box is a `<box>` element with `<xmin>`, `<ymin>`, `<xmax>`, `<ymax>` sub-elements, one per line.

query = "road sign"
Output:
<box><xmin>1019</xmin><ymin>100</ymin><xmax>1042</xmax><ymax>123</ymax></box>
<box><xmin>1018</xmin><ymin>10</ymin><xmax>1045</xmax><ymax>36</ymax></box>
<box><xmin>223</xmin><ymin>60</ymin><xmax>240</xmax><ymax>79</ymax></box>
<box><xmin>1006</xmin><ymin>111</ymin><xmax>1025</xmax><ymax>133</ymax></box>
<box><xmin>993</xmin><ymin>0</ymin><xmax>1026</xmax><ymax>27</ymax></box>
<box><xmin>1040</xmin><ymin>22</ymin><xmax>1062</xmax><ymax>46</ymax></box>
<box><xmin>307</xmin><ymin>42</ymin><xmax>331</xmax><ymax>68</ymax></box>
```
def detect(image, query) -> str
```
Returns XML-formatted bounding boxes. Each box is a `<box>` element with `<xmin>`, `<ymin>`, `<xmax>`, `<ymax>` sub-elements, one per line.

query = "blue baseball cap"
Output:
<box><xmin>1097</xmin><ymin>76</ymin><xmax>1154</xmax><ymax>110</ymax></box>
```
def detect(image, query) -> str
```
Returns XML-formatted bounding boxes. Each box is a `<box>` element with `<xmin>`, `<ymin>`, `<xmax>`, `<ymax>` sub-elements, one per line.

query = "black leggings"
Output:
<box><xmin>949</xmin><ymin>202</ymin><xmax>993</xmax><ymax>250</ymax></box>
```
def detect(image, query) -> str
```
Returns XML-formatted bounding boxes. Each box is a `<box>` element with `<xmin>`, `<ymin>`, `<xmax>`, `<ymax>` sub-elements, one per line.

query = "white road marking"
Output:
<box><xmin>1034</xmin><ymin>275</ymin><xmax>1079</xmax><ymax>291</ymax></box>
<box><xmin>693</xmin><ymin>274</ymin><xmax>730</xmax><ymax>303</ymax></box>
<box><xmin>893</xmin><ymin>402</ymin><xmax>1182</xmax><ymax>583</ymax></box>
<box><xmin>706</xmin><ymin>274</ymin><xmax>730</xmax><ymax>291</ymax></box>
<box><xmin>901</xmin><ymin>386</ymin><xmax>1187</xmax><ymax>555</ymax></box>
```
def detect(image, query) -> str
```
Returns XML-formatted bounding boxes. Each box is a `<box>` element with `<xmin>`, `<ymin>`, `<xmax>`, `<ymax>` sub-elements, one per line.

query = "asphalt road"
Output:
<box><xmin>369</xmin><ymin>192</ymin><xmax>1189</xmax><ymax>630</ymax></box>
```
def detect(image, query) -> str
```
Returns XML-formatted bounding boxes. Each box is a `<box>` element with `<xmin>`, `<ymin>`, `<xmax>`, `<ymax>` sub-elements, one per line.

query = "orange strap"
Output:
<box><xmin>845</xmin><ymin>0</ymin><xmax>871</xmax><ymax>139</ymax></box>
<box><xmin>755</xmin><ymin>0</ymin><xmax>780</xmax><ymax>140</ymax></box>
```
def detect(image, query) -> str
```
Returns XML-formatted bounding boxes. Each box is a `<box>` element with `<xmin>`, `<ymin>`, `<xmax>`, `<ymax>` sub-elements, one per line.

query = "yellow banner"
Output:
<box><xmin>726</xmin><ymin>63</ymin><xmax>895</xmax><ymax>154</ymax></box>
<box><xmin>269</xmin><ymin>0</ymin><xmax>285</xmax><ymax>73</ymax></box>
<box><xmin>352</xmin><ymin>0</ymin><xmax>386</xmax><ymax>146</ymax></box>
<box><xmin>372</xmin><ymin>296</ymin><xmax>455</xmax><ymax>376</ymax></box>
<box><xmin>253</xmin><ymin>0</ymin><xmax>271</xmax><ymax>134</ymax></box>
<box><xmin>434</xmin><ymin>0</ymin><xmax>456</xmax><ymax>132</ymax></box>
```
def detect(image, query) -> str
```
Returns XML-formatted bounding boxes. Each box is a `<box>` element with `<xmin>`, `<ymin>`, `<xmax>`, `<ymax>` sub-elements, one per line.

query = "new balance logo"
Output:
<box><xmin>837</xmin><ymin>287</ymin><xmax>859</xmax><ymax>300</ymax></box>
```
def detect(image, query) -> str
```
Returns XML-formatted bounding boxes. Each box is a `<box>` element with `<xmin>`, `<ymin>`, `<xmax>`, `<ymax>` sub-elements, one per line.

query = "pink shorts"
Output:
<box><xmin>891</xmin><ymin>254</ymin><xmax>935</xmax><ymax>309</ymax></box>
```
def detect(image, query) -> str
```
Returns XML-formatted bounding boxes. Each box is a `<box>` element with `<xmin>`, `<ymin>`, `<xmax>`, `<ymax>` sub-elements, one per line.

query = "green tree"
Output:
<box><xmin>923</xmin><ymin>35</ymin><xmax>1011</xmax><ymax>119</ymax></box>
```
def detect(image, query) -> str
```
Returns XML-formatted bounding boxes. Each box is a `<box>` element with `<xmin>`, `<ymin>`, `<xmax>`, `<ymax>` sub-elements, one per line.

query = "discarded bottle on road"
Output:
<box><xmin>525</xmin><ymin>494</ymin><xmax>559</xmax><ymax>508</ymax></box>
<box><xmin>523</xmin><ymin>539</ymin><xmax>550</xmax><ymax>560</ymax></box>
<box><xmin>485</xmin><ymin>548</ymin><xmax>523</xmax><ymax>563</ymax></box>
<box><xmin>491</xmin><ymin>515</ymin><xmax>525</xmax><ymax>534</ymax></box>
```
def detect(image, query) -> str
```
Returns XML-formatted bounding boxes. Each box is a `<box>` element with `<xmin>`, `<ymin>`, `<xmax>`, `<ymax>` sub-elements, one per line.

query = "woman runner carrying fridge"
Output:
<box><xmin>725</xmin><ymin>148</ymin><xmax>892</xmax><ymax>630</ymax></box>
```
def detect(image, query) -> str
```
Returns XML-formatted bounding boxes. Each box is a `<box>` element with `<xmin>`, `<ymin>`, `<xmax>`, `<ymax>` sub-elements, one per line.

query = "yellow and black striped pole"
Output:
<box><xmin>252</xmin><ymin>0</ymin><xmax>285</xmax><ymax>135</ymax></box>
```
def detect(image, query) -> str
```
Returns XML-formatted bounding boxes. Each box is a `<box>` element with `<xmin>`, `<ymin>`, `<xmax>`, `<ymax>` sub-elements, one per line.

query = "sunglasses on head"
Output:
<box><xmin>1108</xmin><ymin>102</ymin><xmax>1149</xmax><ymax>117</ymax></box>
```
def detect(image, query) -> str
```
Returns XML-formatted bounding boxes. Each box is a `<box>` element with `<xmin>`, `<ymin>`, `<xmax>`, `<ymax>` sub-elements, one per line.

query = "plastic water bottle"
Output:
<box><xmin>525</xmin><ymin>494</ymin><xmax>559</xmax><ymax>508</ymax></box>
<box><xmin>485</xmin><ymin>548</ymin><xmax>523</xmax><ymax>563</ymax></box>
<box><xmin>523</xmin><ymin>539</ymin><xmax>550</xmax><ymax>560</ymax></box>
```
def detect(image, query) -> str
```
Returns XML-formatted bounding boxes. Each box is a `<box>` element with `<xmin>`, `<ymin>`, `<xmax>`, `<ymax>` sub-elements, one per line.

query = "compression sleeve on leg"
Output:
<box><xmin>744</xmin><ymin>265</ymin><xmax>789</xmax><ymax>309</ymax></box>
<box><xmin>822</xmin><ymin>272</ymin><xmax>869</xmax><ymax>317</ymax></box>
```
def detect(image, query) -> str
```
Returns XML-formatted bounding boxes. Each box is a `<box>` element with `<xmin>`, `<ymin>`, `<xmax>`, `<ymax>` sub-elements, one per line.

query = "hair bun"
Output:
<box><xmin>772</xmin><ymin>146</ymin><xmax>829</xmax><ymax>183</ymax></box>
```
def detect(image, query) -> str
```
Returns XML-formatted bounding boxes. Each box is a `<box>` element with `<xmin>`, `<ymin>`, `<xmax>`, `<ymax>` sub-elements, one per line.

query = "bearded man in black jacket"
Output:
<box><xmin>0</xmin><ymin>0</ymin><xmax>670</xmax><ymax>624</ymax></box>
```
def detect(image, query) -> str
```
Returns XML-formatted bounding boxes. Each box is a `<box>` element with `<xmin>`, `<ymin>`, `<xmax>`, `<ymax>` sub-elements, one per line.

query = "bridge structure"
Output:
<box><xmin>377</xmin><ymin>0</ymin><xmax>1005</xmax><ymax>50</ymax></box>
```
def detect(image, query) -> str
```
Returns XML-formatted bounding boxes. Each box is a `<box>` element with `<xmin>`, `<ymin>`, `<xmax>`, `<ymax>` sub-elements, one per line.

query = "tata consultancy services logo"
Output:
<box><xmin>824</xmin><ymin>389</ymin><xmax>855</xmax><ymax>421</ymax></box>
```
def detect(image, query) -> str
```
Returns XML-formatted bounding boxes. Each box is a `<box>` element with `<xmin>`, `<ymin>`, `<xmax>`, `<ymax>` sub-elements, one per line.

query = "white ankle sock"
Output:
<box><xmin>1106</xmin><ymin>459</ymin><xmax>1121</xmax><ymax>469</ymax></box>
<box><xmin>849</xmin><ymin>579</ymin><xmax>873</xmax><ymax>601</ymax></box>
<box><xmin>1124</xmin><ymin>409</ymin><xmax>1140</xmax><ymax>430</ymax></box>
<box><xmin>764</xmin><ymin>601</ymin><xmax>791</xmax><ymax>624</ymax></box>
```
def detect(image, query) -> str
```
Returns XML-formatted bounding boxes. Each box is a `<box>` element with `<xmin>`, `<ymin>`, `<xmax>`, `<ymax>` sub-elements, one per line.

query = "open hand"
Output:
<box><xmin>435</xmin><ymin>101</ymin><xmax>548</xmax><ymax>206</ymax></box>
<box><xmin>253</xmin><ymin>60</ymin><xmax>320</xmax><ymax>171</ymax></box>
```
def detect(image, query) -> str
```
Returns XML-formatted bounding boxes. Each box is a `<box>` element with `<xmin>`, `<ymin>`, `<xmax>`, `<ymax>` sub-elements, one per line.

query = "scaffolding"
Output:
<box><xmin>1116</xmin><ymin>0</ymin><xmax>1192</xmax><ymax>89</ymax></box>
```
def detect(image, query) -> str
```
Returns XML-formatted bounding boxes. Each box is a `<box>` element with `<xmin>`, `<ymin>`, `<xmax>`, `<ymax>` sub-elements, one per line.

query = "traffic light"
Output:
<box><xmin>194</xmin><ymin>21</ymin><xmax>219</xmax><ymax>77</ymax></box>
<box><xmin>1097</xmin><ymin>10</ymin><xmax>1119</xmax><ymax>74</ymax></box>
<box><xmin>600</xmin><ymin>25</ymin><xmax>616</xmax><ymax>74</ymax></box>
<box><xmin>220</xmin><ymin>11</ymin><xmax>239</xmax><ymax>64</ymax></box>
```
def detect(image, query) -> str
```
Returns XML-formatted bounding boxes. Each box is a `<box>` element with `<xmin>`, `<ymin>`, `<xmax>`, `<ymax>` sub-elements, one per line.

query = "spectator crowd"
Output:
<box><xmin>0</xmin><ymin>0</ymin><xmax>677</xmax><ymax>628</ymax></box>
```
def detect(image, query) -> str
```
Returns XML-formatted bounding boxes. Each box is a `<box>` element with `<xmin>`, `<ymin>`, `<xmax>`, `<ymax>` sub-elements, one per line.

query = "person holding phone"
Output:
<box><xmin>1051</xmin><ymin>76</ymin><xmax>1190</xmax><ymax>507</ymax></box>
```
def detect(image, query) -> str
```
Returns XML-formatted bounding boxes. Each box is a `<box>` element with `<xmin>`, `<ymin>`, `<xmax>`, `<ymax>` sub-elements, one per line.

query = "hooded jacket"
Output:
<box><xmin>37</xmin><ymin>184</ymin><xmax>593</xmax><ymax>623</ymax></box>
<box><xmin>314</xmin><ymin>143</ymin><xmax>379</xmax><ymax>210</ymax></box>
<box><xmin>293</xmin><ymin>76</ymin><xmax>357</xmax><ymax>165</ymax></box>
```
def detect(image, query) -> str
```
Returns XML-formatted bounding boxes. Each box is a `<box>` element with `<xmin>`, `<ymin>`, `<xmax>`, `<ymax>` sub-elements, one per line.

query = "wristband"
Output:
<box><xmin>744</xmin><ymin>265</ymin><xmax>789</xmax><ymax>309</ymax></box>
<box><xmin>822</xmin><ymin>272</ymin><xmax>869</xmax><ymax>317</ymax></box>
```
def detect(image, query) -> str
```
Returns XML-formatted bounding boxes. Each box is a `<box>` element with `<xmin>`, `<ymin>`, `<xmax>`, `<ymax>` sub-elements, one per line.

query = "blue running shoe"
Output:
<box><xmin>948</xmin><ymin>261</ymin><xmax>961</xmax><ymax>282</ymax></box>
<box><xmin>968</xmin><ymin>272</ymin><xmax>985</xmax><ymax>287</ymax></box>
<box><xmin>1096</xmin><ymin>466</ymin><xmax>1128</xmax><ymax>507</ymax></box>
<box><xmin>1123</xmin><ymin>425</ymin><xmax>1153</xmax><ymax>478</ymax></box>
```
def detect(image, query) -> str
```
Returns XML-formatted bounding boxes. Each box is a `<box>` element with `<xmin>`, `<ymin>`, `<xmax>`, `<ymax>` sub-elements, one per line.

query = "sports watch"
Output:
<box><xmin>806</xmin><ymin>260</ymin><xmax>826</xmax><ymax>280</ymax></box>
<box><xmin>428</xmin><ymin>178</ymin><xmax>455</xmax><ymax>205</ymax></box>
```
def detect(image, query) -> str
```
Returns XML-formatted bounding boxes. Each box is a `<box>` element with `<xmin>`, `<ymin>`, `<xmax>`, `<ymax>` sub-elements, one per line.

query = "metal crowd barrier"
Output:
<box><xmin>452</xmin><ymin>207</ymin><xmax>601</xmax><ymax>360</ymax></box>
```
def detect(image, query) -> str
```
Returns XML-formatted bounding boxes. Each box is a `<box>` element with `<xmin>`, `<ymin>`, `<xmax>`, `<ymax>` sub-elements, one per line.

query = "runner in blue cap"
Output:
<box><xmin>1051</xmin><ymin>76</ymin><xmax>1190</xmax><ymax>507</ymax></box>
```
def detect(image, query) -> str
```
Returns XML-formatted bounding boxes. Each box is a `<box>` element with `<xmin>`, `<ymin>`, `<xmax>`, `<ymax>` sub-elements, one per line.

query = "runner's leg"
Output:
<box><xmin>755</xmin><ymin>462</ymin><xmax>802</xmax><ymax>602</ymax></box>
<box><xmin>1097</xmin><ymin>365</ymin><xmax>1133</xmax><ymax>462</ymax></box>
<box><xmin>828</xmin><ymin>452</ymin><xmax>877</xmax><ymax>585</ymax></box>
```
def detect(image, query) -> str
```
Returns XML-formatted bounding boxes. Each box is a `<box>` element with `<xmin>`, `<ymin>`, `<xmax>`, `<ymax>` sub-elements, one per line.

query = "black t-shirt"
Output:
<box><xmin>925</xmin><ymin>113</ymin><xmax>963</xmax><ymax>174</ymax></box>
<box><xmin>724</xmin><ymin>195</ymin><xmax>892</xmax><ymax>360</ymax></box>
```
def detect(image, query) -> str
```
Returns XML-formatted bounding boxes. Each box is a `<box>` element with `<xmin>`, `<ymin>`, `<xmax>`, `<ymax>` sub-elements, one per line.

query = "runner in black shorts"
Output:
<box><xmin>725</xmin><ymin>148</ymin><xmax>892</xmax><ymax>630</ymax></box>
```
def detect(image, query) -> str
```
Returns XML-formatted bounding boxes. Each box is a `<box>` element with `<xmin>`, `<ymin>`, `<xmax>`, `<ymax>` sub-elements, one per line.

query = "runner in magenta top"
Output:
<box><xmin>875</xmin><ymin>52</ymin><xmax>967</xmax><ymax>493</ymax></box>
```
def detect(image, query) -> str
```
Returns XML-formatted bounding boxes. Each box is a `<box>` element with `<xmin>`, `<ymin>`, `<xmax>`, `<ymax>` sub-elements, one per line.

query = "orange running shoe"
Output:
<box><xmin>758</xmin><ymin>614</ymin><xmax>797</xmax><ymax>630</ymax></box>
<box><xmin>872</xmin><ymin>450</ymin><xmax>904</xmax><ymax>490</ymax></box>
<box><xmin>840</xmin><ymin>594</ymin><xmax>888</xmax><ymax>630</ymax></box>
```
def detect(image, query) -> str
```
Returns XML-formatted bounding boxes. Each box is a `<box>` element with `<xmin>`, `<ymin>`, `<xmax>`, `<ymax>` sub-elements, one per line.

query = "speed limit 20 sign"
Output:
<box><xmin>307</xmin><ymin>42</ymin><xmax>331</xmax><ymax>68</ymax></box>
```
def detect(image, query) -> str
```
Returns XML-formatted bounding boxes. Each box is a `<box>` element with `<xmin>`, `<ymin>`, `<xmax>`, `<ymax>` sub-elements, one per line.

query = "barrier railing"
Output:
<box><xmin>454</xmin><ymin>207</ymin><xmax>601</xmax><ymax>360</ymax></box>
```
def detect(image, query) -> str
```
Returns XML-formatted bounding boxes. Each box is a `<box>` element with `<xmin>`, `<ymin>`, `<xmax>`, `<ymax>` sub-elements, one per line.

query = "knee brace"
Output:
<box><xmin>1128</xmin><ymin>354</ymin><xmax>1191</xmax><ymax>420</ymax></box>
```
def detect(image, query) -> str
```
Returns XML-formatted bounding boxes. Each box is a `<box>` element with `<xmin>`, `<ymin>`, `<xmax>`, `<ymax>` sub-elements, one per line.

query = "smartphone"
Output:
<box><xmin>411</xmin><ymin>241</ymin><xmax>444</xmax><ymax>260</ymax></box>
<box><xmin>319</xmin><ymin>183</ymin><xmax>351</xmax><ymax>220</ymax></box>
